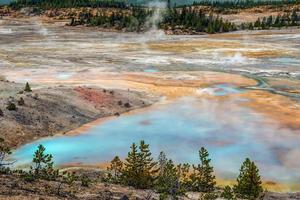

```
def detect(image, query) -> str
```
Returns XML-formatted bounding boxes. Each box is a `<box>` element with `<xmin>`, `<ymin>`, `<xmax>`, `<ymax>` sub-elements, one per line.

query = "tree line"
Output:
<box><xmin>9</xmin><ymin>0</ymin><xmax>129</xmax><ymax>9</ymax></box>
<box><xmin>0</xmin><ymin>138</ymin><xmax>263</xmax><ymax>200</ymax></box>
<box><xmin>190</xmin><ymin>0</ymin><xmax>300</xmax><ymax>9</ymax></box>
<box><xmin>239</xmin><ymin>10</ymin><xmax>300</xmax><ymax>30</ymax></box>
<box><xmin>162</xmin><ymin>7</ymin><xmax>237</xmax><ymax>33</ymax></box>
<box><xmin>69</xmin><ymin>7</ymin><xmax>237</xmax><ymax>34</ymax></box>
<box><xmin>69</xmin><ymin>6</ymin><xmax>299</xmax><ymax>33</ymax></box>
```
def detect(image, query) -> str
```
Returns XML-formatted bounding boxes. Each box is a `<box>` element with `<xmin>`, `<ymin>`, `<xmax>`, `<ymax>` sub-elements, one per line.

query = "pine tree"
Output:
<box><xmin>138</xmin><ymin>140</ymin><xmax>158</xmax><ymax>188</ymax></box>
<box><xmin>30</xmin><ymin>144</ymin><xmax>58</xmax><ymax>180</ymax></box>
<box><xmin>122</xmin><ymin>141</ymin><xmax>157</xmax><ymax>189</ymax></box>
<box><xmin>107</xmin><ymin>156</ymin><xmax>123</xmax><ymax>184</ymax></box>
<box><xmin>234</xmin><ymin>158</ymin><xmax>263</xmax><ymax>199</ymax></box>
<box><xmin>122</xmin><ymin>142</ymin><xmax>140</xmax><ymax>187</ymax></box>
<box><xmin>177</xmin><ymin>163</ymin><xmax>191</xmax><ymax>190</ymax></box>
<box><xmin>190</xmin><ymin>147</ymin><xmax>216</xmax><ymax>192</ymax></box>
<box><xmin>24</xmin><ymin>82</ymin><xmax>32</xmax><ymax>92</ymax></box>
<box><xmin>291</xmin><ymin>10</ymin><xmax>299</xmax><ymax>26</ymax></box>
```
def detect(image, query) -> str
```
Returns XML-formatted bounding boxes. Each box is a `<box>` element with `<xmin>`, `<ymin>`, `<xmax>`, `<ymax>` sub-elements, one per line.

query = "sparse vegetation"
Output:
<box><xmin>81</xmin><ymin>175</ymin><xmax>91</xmax><ymax>187</ymax></box>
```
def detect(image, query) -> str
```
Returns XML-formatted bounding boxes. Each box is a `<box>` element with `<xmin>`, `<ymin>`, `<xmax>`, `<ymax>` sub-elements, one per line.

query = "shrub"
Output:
<box><xmin>0</xmin><ymin>108</ymin><xmax>3</xmax><ymax>117</ymax></box>
<box><xmin>63</xmin><ymin>171</ymin><xmax>77</xmax><ymax>185</ymax></box>
<box><xmin>6</xmin><ymin>102</ymin><xmax>16</xmax><ymax>111</ymax></box>
<box><xmin>81</xmin><ymin>175</ymin><xmax>91</xmax><ymax>187</ymax></box>
<box><xmin>201</xmin><ymin>192</ymin><xmax>219</xmax><ymax>200</ymax></box>
<box><xmin>124</xmin><ymin>102</ymin><xmax>131</xmax><ymax>108</ymax></box>
<box><xmin>18</xmin><ymin>97</ymin><xmax>25</xmax><ymax>106</ymax></box>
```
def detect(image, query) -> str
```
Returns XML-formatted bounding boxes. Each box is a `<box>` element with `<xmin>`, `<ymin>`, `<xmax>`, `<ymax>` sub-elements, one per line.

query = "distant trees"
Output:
<box><xmin>191</xmin><ymin>0</ymin><xmax>300</xmax><ymax>10</ymax></box>
<box><xmin>163</xmin><ymin>8</ymin><xmax>237</xmax><ymax>33</ymax></box>
<box><xmin>10</xmin><ymin>0</ymin><xmax>129</xmax><ymax>9</ymax></box>
<box><xmin>70</xmin><ymin>6</ymin><xmax>237</xmax><ymax>34</ymax></box>
<box><xmin>248</xmin><ymin>10</ymin><xmax>300</xmax><ymax>30</ymax></box>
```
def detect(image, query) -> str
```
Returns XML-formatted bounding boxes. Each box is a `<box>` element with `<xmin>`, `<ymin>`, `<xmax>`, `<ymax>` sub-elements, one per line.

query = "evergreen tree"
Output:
<box><xmin>138</xmin><ymin>140</ymin><xmax>158</xmax><ymax>188</ymax></box>
<box><xmin>24</xmin><ymin>82</ymin><xmax>32</xmax><ymax>92</ymax></box>
<box><xmin>107</xmin><ymin>156</ymin><xmax>123</xmax><ymax>184</ymax></box>
<box><xmin>122</xmin><ymin>141</ymin><xmax>157</xmax><ymax>189</ymax></box>
<box><xmin>177</xmin><ymin>163</ymin><xmax>191</xmax><ymax>190</ymax></box>
<box><xmin>156</xmin><ymin>152</ymin><xmax>184</xmax><ymax>198</ymax></box>
<box><xmin>234</xmin><ymin>158</ymin><xmax>263</xmax><ymax>199</ymax></box>
<box><xmin>30</xmin><ymin>144</ymin><xmax>58</xmax><ymax>180</ymax></box>
<box><xmin>190</xmin><ymin>147</ymin><xmax>216</xmax><ymax>192</ymax></box>
<box><xmin>291</xmin><ymin>10</ymin><xmax>299</xmax><ymax>25</ymax></box>
<box><xmin>122</xmin><ymin>142</ymin><xmax>139</xmax><ymax>187</ymax></box>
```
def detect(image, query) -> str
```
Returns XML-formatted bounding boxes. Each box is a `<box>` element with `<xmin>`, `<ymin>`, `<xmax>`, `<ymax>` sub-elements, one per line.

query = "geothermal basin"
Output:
<box><xmin>1</xmin><ymin>17</ymin><xmax>300</xmax><ymax>191</ymax></box>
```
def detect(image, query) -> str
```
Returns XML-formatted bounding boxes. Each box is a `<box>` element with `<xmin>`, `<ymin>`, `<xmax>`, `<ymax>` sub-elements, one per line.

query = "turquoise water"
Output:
<box><xmin>10</xmin><ymin>85</ymin><xmax>300</xmax><ymax>184</ymax></box>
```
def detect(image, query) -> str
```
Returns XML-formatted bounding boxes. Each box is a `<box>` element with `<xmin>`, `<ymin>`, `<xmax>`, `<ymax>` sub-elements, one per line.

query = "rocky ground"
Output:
<box><xmin>0</xmin><ymin>172</ymin><xmax>299</xmax><ymax>200</ymax></box>
<box><xmin>0</xmin><ymin>78</ymin><xmax>158</xmax><ymax>148</ymax></box>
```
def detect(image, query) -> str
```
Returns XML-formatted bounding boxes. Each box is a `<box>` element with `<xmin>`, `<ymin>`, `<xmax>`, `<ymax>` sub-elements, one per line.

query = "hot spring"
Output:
<box><xmin>10</xmin><ymin>84</ymin><xmax>300</xmax><ymax>189</ymax></box>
